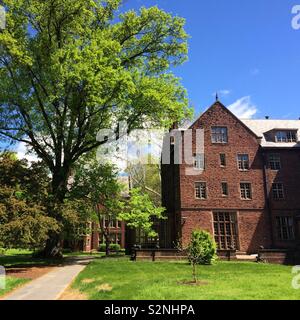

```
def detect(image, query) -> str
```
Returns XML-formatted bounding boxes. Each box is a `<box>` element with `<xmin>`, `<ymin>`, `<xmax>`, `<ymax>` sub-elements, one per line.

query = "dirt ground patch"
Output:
<box><xmin>6</xmin><ymin>266</ymin><xmax>56</xmax><ymax>280</ymax></box>
<box><xmin>177</xmin><ymin>280</ymin><xmax>209</xmax><ymax>286</ymax></box>
<box><xmin>59</xmin><ymin>288</ymin><xmax>88</xmax><ymax>300</ymax></box>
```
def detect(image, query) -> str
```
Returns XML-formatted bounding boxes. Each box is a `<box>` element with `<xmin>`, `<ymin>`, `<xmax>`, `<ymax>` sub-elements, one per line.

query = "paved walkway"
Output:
<box><xmin>4</xmin><ymin>257</ymin><xmax>93</xmax><ymax>300</ymax></box>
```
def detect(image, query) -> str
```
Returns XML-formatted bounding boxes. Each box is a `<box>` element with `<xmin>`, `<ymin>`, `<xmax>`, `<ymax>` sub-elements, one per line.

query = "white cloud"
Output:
<box><xmin>14</xmin><ymin>142</ymin><xmax>39</xmax><ymax>163</ymax></box>
<box><xmin>228</xmin><ymin>96</ymin><xmax>258</xmax><ymax>119</ymax></box>
<box><xmin>212</xmin><ymin>89</ymin><xmax>231</xmax><ymax>98</ymax></box>
<box><xmin>219</xmin><ymin>89</ymin><xmax>231</xmax><ymax>96</ymax></box>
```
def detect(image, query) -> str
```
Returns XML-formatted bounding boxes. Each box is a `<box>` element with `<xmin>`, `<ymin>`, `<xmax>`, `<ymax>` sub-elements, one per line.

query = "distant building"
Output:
<box><xmin>161</xmin><ymin>101</ymin><xmax>300</xmax><ymax>254</ymax></box>
<box><xmin>82</xmin><ymin>175</ymin><xmax>130</xmax><ymax>252</ymax></box>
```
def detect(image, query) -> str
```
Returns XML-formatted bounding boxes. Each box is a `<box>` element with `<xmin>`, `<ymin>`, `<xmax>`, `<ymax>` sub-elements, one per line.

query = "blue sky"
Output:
<box><xmin>121</xmin><ymin>0</ymin><xmax>300</xmax><ymax>119</ymax></box>
<box><xmin>2</xmin><ymin>0</ymin><xmax>300</xmax><ymax>156</ymax></box>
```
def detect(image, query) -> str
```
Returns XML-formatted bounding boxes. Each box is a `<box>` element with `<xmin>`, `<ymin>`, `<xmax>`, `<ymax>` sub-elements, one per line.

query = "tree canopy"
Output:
<box><xmin>118</xmin><ymin>187</ymin><xmax>165</xmax><ymax>238</ymax></box>
<box><xmin>0</xmin><ymin>1</ymin><xmax>190</xmax><ymax>183</ymax></box>
<box><xmin>0</xmin><ymin>152</ymin><xmax>59</xmax><ymax>249</ymax></box>
<box><xmin>0</xmin><ymin>0</ymin><xmax>191</xmax><ymax>255</ymax></box>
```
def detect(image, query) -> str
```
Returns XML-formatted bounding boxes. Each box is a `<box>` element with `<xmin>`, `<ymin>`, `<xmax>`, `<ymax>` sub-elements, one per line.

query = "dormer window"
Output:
<box><xmin>275</xmin><ymin>130</ymin><xmax>297</xmax><ymax>143</ymax></box>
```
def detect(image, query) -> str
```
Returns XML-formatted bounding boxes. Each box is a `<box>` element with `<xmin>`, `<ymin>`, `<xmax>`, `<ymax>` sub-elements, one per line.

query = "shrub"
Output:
<box><xmin>187</xmin><ymin>230</ymin><xmax>217</xmax><ymax>282</ymax></box>
<box><xmin>98</xmin><ymin>243</ymin><xmax>106</xmax><ymax>252</ymax></box>
<box><xmin>98</xmin><ymin>243</ymin><xmax>121</xmax><ymax>252</ymax></box>
<box><xmin>109</xmin><ymin>244</ymin><xmax>121</xmax><ymax>252</ymax></box>
<box><xmin>188</xmin><ymin>230</ymin><xmax>217</xmax><ymax>265</ymax></box>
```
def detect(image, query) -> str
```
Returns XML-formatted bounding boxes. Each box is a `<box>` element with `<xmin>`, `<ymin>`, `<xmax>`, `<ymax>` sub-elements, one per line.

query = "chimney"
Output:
<box><xmin>265</xmin><ymin>116</ymin><xmax>269</xmax><ymax>120</ymax></box>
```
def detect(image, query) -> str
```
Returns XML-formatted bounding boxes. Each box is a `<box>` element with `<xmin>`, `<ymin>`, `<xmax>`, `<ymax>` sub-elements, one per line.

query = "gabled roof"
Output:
<box><xmin>189</xmin><ymin>101</ymin><xmax>260</xmax><ymax>139</ymax></box>
<box><xmin>188</xmin><ymin>100</ymin><xmax>300</xmax><ymax>149</ymax></box>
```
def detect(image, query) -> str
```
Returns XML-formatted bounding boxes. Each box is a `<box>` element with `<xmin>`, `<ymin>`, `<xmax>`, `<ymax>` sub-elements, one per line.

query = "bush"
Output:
<box><xmin>98</xmin><ymin>243</ymin><xmax>106</xmax><ymax>252</ymax></box>
<box><xmin>98</xmin><ymin>243</ymin><xmax>121</xmax><ymax>252</ymax></box>
<box><xmin>187</xmin><ymin>230</ymin><xmax>217</xmax><ymax>265</ymax></box>
<box><xmin>109</xmin><ymin>244</ymin><xmax>121</xmax><ymax>252</ymax></box>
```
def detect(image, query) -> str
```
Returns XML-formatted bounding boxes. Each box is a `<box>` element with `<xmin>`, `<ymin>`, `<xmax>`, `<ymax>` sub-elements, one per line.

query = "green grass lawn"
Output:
<box><xmin>0</xmin><ymin>253</ymin><xmax>61</xmax><ymax>267</ymax></box>
<box><xmin>0</xmin><ymin>250</ymin><xmax>58</xmax><ymax>298</ymax></box>
<box><xmin>0</xmin><ymin>250</ymin><xmax>123</xmax><ymax>298</ymax></box>
<box><xmin>0</xmin><ymin>277</ymin><xmax>29</xmax><ymax>298</ymax></box>
<box><xmin>71</xmin><ymin>258</ymin><xmax>300</xmax><ymax>300</ymax></box>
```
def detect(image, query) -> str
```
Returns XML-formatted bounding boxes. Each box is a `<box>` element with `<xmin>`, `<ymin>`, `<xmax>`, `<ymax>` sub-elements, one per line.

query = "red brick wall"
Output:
<box><xmin>237</xmin><ymin>210</ymin><xmax>272</xmax><ymax>253</ymax></box>
<box><xmin>180</xmin><ymin>209</ymin><xmax>272</xmax><ymax>253</ymax></box>
<box><xmin>264</xmin><ymin>149</ymin><xmax>300</xmax><ymax>248</ymax></box>
<box><xmin>180</xmin><ymin>102</ymin><xmax>266</xmax><ymax>210</ymax></box>
<box><xmin>161</xmin><ymin>102</ymin><xmax>273</xmax><ymax>253</ymax></box>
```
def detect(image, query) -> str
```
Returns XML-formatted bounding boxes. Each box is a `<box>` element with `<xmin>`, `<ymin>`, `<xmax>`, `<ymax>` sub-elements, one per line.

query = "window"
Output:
<box><xmin>272</xmin><ymin>183</ymin><xmax>285</xmax><ymax>200</ymax></box>
<box><xmin>276</xmin><ymin>217</ymin><xmax>294</xmax><ymax>240</ymax></box>
<box><xmin>237</xmin><ymin>154</ymin><xmax>249</xmax><ymax>171</ymax></box>
<box><xmin>136</xmin><ymin>227</ymin><xmax>158</xmax><ymax>245</ymax></box>
<box><xmin>193</xmin><ymin>153</ymin><xmax>205</xmax><ymax>170</ymax></box>
<box><xmin>195</xmin><ymin>182</ymin><xmax>207</xmax><ymax>199</ymax></box>
<box><xmin>111</xmin><ymin>220</ymin><xmax>120</xmax><ymax>228</ymax></box>
<box><xmin>220</xmin><ymin>153</ymin><xmax>226</xmax><ymax>167</ymax></box>
<box><xmin>275</xmin><ymin>131</ymin><xmax>297</xmax><ymax>143</ymax></box>
<box><xmin>109</xmin><ymin>233</ymin><xmax>122</xmax><ymax>244</ymax></box>
<box><xmin>268</xmin><ymin>154</ymin><xmax>281</xmax><ymax>170</ymax></box>
<box><xmin>213</xmin><ymin>212</ymin><xmax>238</xmax><ymax>250</ymax></box>
<box><xmin>221</xmin><ymin>182</ymin><xmax>228</xmax><ymax>197</ymax></box>
<box><xmin>103</xmin><ymin>218</ymin><xmax>119</xmax><ymax>228</ymax></box>
<box><xmin>240</xmin><ymin>183</ymin><xmax>252</xmax><ymax>199</ymax></box>
<box><xmin>211</xmin><ymin>127</ymin><xmax>228</xmax><ymax>143</ymax></box>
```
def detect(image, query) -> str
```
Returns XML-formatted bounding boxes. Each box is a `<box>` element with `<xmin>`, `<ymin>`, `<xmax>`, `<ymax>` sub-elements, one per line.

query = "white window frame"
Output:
<box><xmin>211</xmin><ymin>127</ymin><xmax>228</xmax><ymax>144</ymax></box>
<box><xmin>275</xmin><ymin>131</ymin><xmax>297</xmax><ymax>143</ymax></box>
<box><xmin>195</xmin><ymin>182</ymin><xmax>207</xmax><ymax>199</ymax></box>
<box><xmin>272</xmin><ymin>183</ymin><xmax>285</xmax><ymax>200</ymax></box>
<box><xmin>268</xmin><ymin>154</ymin><xmax>281</xmax><ymax>170</ymax></box>
<box><xmin>240</xmin><ymin>182</ymin><xmax>252</xmax><ymax>200</ymax></box>
<box><xmin>237</xmin><ymin>154</ymin><xmax>250</xmax><ymax>171</ymax></box>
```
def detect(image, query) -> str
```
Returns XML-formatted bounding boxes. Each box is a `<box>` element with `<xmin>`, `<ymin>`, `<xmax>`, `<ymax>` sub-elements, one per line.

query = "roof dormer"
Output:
<box><xmin>274</xmin><ymin>130</ymin><xmax>298</xmax><ymax>143</ymax></box>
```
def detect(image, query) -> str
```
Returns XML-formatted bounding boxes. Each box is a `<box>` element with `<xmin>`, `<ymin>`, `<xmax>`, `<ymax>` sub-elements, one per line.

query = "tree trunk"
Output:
<box><xmin>192</xmin><ymin>263</ymin><xmax>197</xmax><ymax>283</ymax></box>
<box><xmin>104</xmin><ymin>233</ymin><xmax>110</xmax><ymax>257</ymax></box>
<box><xmin>38</xmin><ymin>234</ymin><xmax>63</xmax><ymax>259</ymax></box>
<box><xmin>39</xmin><ymin>166</ymin><xmax>71</xmax><ymax>258</ymax></box>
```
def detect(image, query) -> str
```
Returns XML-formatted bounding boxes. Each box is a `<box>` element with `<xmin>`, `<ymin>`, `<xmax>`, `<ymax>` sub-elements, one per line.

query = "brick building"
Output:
<box><xmin>161</xmin><ymin>101</ymin><xmax>300</xmax><ymax>254</ymax></box>
<box><xmin>83</xmin><ymin>220</ymin><xmax>126</xmax><ymax>252</ymax></box>
<box><xmin>82</xmin><ymin>176</ymin><xmax>129</xmax><ymax>252</ymax></box>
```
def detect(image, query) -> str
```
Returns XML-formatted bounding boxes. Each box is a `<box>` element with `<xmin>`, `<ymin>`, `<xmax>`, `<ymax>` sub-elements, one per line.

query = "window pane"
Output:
<box><xmin>276</xmin><ymin>216</ymin><xmax>294</xmax><ymax>240</ymax></box>
<box><xmin>272</xmin><ymin>183</ymin><xmax>284</xmax><ymax>200</ymax></box>
<box><xmin>240</xmin><ymin>183</ymin><xmax>252</xmax><ymax>199</ymax></box>
<box><xmin>275</xmin><ymin>131</ymin><xmax>297</xmax><ymax>143</ymax></box>
<box><xmin>195</xmin><ymin>182</ymin><xmax>207</xmax><ymax>199</ymax></box>
<box><xmin>211</xmin><ymin>127</ymin><xmax>228</xmax><ymax>143</ymax></box>
<box><xmin>222</xmin><ymin>182</ymin><xmax>228</xmax><ymax>196</ymax></box>
<box><xmin>220</xmin><ymin>154</ymin><xmax>226</xmax><ymax>166</ymax></box>
<box><xmin>213</xmin><ymin>212</ymin><xmax>238</xmax><ymax>250</ymax></box>
<box><xmin>194</xmin><ymin>153</ymin><xmax>205</xmax><ymax>170</ymax></box>
<box><xmin>269</xmin><ymin>154</ymin><xmax>281</xmax><ymax>170</ymax></box>
<box><xmin>238</xmin><ymin>154</ymin><xmax>249</xmax><ymax>170</ymax></box>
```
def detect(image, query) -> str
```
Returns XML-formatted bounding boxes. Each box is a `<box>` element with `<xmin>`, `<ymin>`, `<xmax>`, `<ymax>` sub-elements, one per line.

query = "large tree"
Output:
<box><xmin>0</xmin><ymin>0</ymin><xmax>191</xmax><ymax>256</ymax></box>
<box><xmin>0</xmin><ymin>152</ymin><xmax>59</xmax><ymax>250</ymax></box>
